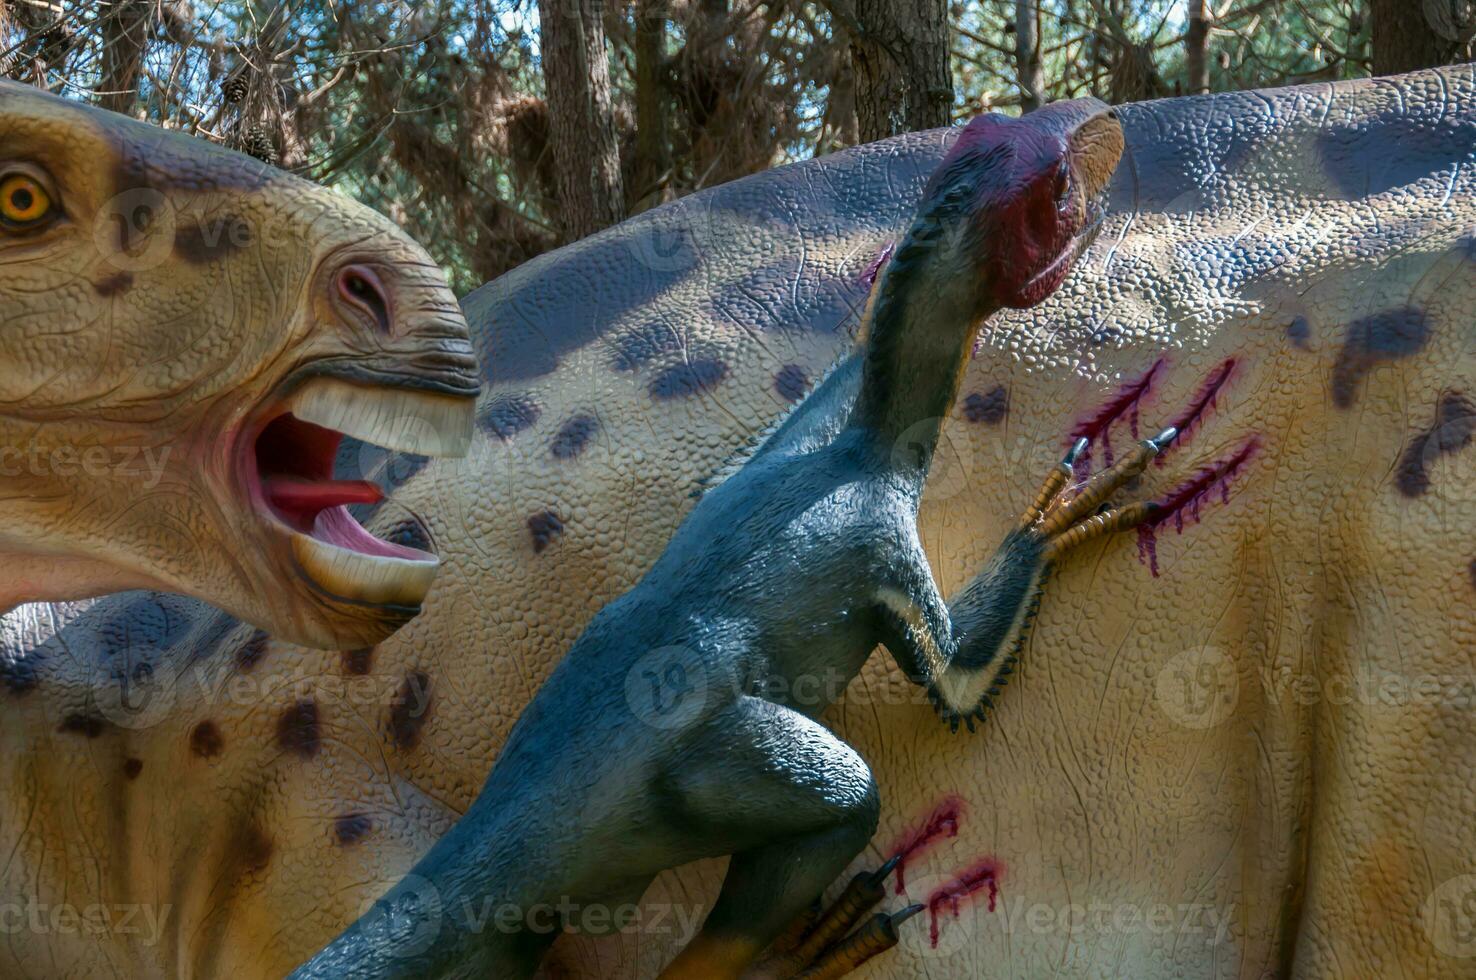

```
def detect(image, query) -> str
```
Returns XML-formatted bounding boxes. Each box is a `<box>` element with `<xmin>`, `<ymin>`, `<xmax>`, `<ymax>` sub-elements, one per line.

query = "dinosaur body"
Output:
<box><xmin>0</xmin><ymin>80</ymin><xmax>478</xmax><ymax>651</ymax></box>
<box><xmin>4</xmin><ymin>66</ymin><xmax>1476</xmax><ymax>977</ymax></box>
<box><xmin>295</xmin><ymin>100</ymin><xmax>1150</xmax><ymax>979</ymax></box>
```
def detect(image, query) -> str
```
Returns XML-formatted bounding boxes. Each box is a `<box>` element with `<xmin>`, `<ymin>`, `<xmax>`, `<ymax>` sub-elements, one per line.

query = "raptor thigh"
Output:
<box><xmin>657</xmin><ymin>696</ymin><xmax>880</xmax><ymax>979</ymax></box>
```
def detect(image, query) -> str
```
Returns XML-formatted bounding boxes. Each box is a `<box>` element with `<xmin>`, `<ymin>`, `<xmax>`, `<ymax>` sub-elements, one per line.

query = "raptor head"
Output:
<box><xmin>0</xmin><ymin>81</ymin><xmax>479</xmax><ymax>649</ymax></box>
<box><xmin>921</xmin><ymin>97</ymin><xmax>1123</xmax><ymax>312</ymax></box>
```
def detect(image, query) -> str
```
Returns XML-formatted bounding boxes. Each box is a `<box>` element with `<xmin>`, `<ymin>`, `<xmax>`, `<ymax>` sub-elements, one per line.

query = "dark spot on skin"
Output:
<box><xmin>276</xmin><ymin>699</ymin><xmax>321</xmax><ymax>759</ymax></box>
<box><xmin>1318</xmin><ymin>108</ymin><xmax>1476</xmax><ymax>199</ymax></box>
<box><xmin>1396</xmin><ymin>391</ymin><xmax>1476</xmax><ymax>498</ymax></box>
<box><xmin>123</xmin><ymin>758</ymin><xmax>144</xmax><ymax>780</ymax></box>
<box><xmin>1331</xmin><ymin>307</ymin><xmax>1430</xmax><ymax>409</ymax></box>
<box><xmin>94</xmin><ymin>272</ymin><xmax>133</xmax><ymax>297</ymax></box>
<box><xmin>551</xmin><ymin>413</ymin><xmax>600</xmax><ymax>460</ymax></box>
<box><xmin>478</xmin><ymin>393</ymin><xmax>541</xmax><ymax>440</ymax></box>
<box><xmin>1</xmin><ymin>654</ymin><xmax>38</xmax><ymax>697</ymax></box>
<box><xmin>1469</xmin><ymin>558</ymin><xmax>1476</xmax><ymax>591</ymax></box>
<box><xmin>962</xmin><ymin>386</ymin><xmax>1009</xmax><ymax>424</ymax></box>
<box><xmin>234</xmin><ymin>630</ymin><xmax>269</xmax><ymax>672</ymax></box>
<box><xmin>1286</xmin><ymin>315</ymin><xmax>1312</xmax><ymax>349</ymax></box>
<box><xmin>611</xmin><ymin>320</ymin><xmax>685</xmax><ymax>372</ymax></box>
<box><xmin>58</xmin><ymin>713</ymin><xmax>107</xmax><ymax>738</ymax></box>
<box><xmin>190</xmin><ymin>720</ymin><xmax>224</xmax><ymax>758</ymax></box>
<box><xmin>238</xmin><ymin>823</ymin><xmax>273</xmax><ymax>874</ymax></box>
<box><xmin>334</xmin><ymin>813</ymin><xmax>373</xmax><ymax>846</ymax></box>
<box><xmin>528</xmin><ymin>510</ymin><xmax>564</xmax><ymax>554</ymax></box>
<box><xmin>649</xmin><ymin>358</ymin><xmax>728</xmax><ymax>400</ymax></box>
<box><xmin>388</xmin><ymin>671</ymin><xmax>432</xmax><ymax>750</ymax></box>
<box><xmin>174</xmin><ymin>215</ymin><xmax>252</xmax><ymax>264</ymax></box>
<box><xmin>774</xmin><ymin>364</ymin><xmax>810</xmax><ymax>403</ymax></box>
<box><xmin>343</xmin><ymin>647</ymin><xmax>373</xmax><ymax>676</ymax></box>
<box><xmin>384</xmin><ymin>517</ymin><xmax>432</xmax><ymax>553</ymax></box>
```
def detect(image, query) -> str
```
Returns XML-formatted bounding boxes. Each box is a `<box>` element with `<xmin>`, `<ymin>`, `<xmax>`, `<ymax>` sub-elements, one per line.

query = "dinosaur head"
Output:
<box><xmin>923</xmin><ymin>97</ymin><xmax>1123</xmax><ymax>311</ymax></box>
<box><xmin>0</xmin><ymin>81</ymin><xmax>479</xmax><ymax>649</ymax></box>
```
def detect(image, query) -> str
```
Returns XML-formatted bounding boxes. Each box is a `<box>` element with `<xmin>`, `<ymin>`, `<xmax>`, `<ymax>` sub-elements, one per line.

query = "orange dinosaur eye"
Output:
<box><xmin>0</xmin><ymin>173</ymin><xmax>52</xmax><ymax>226</ymax></box>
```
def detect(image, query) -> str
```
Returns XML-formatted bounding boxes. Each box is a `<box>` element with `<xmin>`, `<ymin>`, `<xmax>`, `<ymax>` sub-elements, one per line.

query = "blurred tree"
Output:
<box><xmin>1185</xmin><ymin>0</ymin><xmax>1208</xmax><ymax>92</ymax></box>
<box><xmin>1016</xmin><ymin>0</ymin><xmax>1044</xmax><ymax>110</ymax></box>
<box><xmin>539</xmin><ymin>0</ymin><xmax>624</xmax><ymax>241</ymax></box>
<box><xmin>828</xmin><ymin>0</ymin><xmax>953</xmax><ymax>138</ymax></box>
<box><xmin>0</xmin><ymin>1</ymin><xmax>1460</xmax><ymax>289</ymax></box>
<box><xmin>1371</xmin><ymin>0</ymin><xmax>1463</xmax><ymax>74</ymax></box>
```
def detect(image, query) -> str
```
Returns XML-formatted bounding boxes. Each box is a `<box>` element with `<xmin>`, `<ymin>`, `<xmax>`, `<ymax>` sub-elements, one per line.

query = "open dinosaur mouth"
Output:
<box><xmin>245</xmin><ymin>377</ymin><xmax>473</xmax><ymax>608</ymax></box>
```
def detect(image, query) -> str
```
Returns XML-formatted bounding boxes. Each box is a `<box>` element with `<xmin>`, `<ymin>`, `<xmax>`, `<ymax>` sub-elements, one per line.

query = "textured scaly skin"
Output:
<box><xmin>4</xmin><ymin>66</ymin><xmax>1476</xmax><ymax>977</ymax></box>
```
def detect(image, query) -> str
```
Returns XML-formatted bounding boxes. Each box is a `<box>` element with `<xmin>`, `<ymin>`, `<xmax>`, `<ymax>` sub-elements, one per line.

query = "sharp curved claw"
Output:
<box><xmin>1147</xmin><ymin>426</ymin><xmax>1178</xmax><ymax>452</ymax></box>
<box><xmin>868</xmin><ymin>854</ymin><xmax>903</xmax><ymax>887</ymax></box>
<box><xmin>1063</xmin><ymin>437</ymin><xmax>1089</xmax><ymax>466</ymax></box>
<box><xmin>893</xmin><ymin>903</ymin><xmax>926</xmax><ymax>926</ymax></box>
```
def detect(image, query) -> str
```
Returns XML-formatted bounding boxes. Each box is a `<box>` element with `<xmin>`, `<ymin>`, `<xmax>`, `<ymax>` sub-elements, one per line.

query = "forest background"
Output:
<box><xmin>0</xmin><ymin>0</ymin><xmax>1466</xmax><ymax>291</ymax></box>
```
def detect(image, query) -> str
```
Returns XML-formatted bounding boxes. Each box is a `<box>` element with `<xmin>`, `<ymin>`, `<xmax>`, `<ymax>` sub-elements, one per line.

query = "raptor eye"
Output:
<box><xmin>0</xmin><ymin>172</ymin><xmax>54</xmax><ymax>229</ymax></box>
<box><xmin>1052</xmin><ymin>159</ymin><xmax>1071</xmax><ymax>207</ymax></box>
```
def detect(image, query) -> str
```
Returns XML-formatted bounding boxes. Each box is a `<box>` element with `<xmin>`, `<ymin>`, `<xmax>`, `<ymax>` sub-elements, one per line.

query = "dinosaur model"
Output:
<box><xmin>0</xmin><ymin>80</ymin><xmax>478</xmax><ymax>651</ymax></box>
<box><xmin>2</xmin><ymin>65</ymin><xmax>1475</xmax><ymax>978</ymax></box>
<box><xmin>294</xmin><ymin>97</ymin><xmax>1172</xmax><ymax>980</ymax></box>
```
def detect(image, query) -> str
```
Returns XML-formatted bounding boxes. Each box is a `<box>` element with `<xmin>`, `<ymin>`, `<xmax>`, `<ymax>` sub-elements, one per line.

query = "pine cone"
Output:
<box><xmin>222</xmin><ymin>74</ymin><xmax>248</xmax><ymax>104</ymax></box>
<box><xmin>243</xmin><ymin>126</ymin><xmax>277</xmax><ymax>165</ymax></box>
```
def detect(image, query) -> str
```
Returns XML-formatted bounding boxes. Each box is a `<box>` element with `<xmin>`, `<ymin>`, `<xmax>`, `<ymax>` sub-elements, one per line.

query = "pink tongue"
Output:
<box><xmin>311</xmin><ymin>506</ymin><xmax>434</xmax><ymax>561</ymax></box>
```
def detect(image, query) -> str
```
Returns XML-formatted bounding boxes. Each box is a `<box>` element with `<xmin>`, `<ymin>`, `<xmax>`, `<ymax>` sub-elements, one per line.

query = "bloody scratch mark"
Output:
<box><xmin>1156</xmin><ymin>358</ymin><xmax>1236</xmax><ymax>464</ymax></box>
<box><xmin>862</xmin><ymin>241</ymin><xmax>896</xmax><ymax>286</ymax></box>
<box><xmin>925</xmin><ymin>858</ymin><xmax>1003</xmax><ymax>947</ymax></box>
<box><xmin>887</xmin><ymin>795</ymin><xmax>965</xmax><ymax>896</ymax></box>
<box><xmin>1137</xmin><ymin>436</ymin><xmax>1261</xmax><ymax>576</ymax></box>
<box><xmin>1069</xmin><ymin>359</ymin><xmax>1165</xmax><ymax>474</ymax></box>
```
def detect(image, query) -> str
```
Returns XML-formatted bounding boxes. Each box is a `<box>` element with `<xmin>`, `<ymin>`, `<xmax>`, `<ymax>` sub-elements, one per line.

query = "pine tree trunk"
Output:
<box><xmin>538</xmin><ymin>0</ymin><xmax>625</xmax><ymax>242</ymax></box>
<box><xmin>1371</xmin><ymin>0</ymin><xmax>1454</xmax><ymax>75</ymax></box>
<box><xmin>1016</xmin><ymin>0</ymin><xmax>1044</xmax><ymax>112</ymax></box>
<box><xmin>846</xmin><ymin>0</ymin><xmax>951</xmax><ymax>141</ymax></box>
<box><xmin>99</xmin><ymin>0</ymin><xmax>151</xmax><ymax>115</ymax></box>
<box><xmin>632</xmin><ymin>0</ymin><xmax>668</xmax><ymax>213</ymax></box>
<box><xmin>1185</xmin><ymin>0</ymin><xmax>1209</xmax><ymax>94</ymax></box>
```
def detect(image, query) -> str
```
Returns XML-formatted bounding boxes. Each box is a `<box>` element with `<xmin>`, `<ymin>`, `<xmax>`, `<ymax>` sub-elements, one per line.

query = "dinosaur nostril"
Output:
<box><xmin>337</xmin><ymin>264</ymin><xmax>391</xmax><ymax>334</ymax></box>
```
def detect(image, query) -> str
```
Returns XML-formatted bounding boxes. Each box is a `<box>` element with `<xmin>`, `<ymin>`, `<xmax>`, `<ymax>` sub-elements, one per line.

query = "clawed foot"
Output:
<box><xmin>745</xmin><ymin>857</ymin><xmax>922</xmax><ymax>979</ymax></box>
<box><xmin>1022</xmin><ymin>427</ymin><xmax>1177</xmax><ymax>560</ymax></box>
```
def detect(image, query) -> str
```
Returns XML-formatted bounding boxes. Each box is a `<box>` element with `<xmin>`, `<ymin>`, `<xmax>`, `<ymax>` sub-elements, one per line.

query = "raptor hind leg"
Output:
<box><xmin>656</xmin><ymin>696</ymin><xmax>881</xmax><ymax>980</ymax></box>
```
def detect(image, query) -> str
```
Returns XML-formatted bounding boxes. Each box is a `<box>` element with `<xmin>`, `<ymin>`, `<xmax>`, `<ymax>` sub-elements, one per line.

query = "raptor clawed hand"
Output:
<box><xmin>1025</xmin><ymin>426</ymin><xmax>1178</xmax><ymax>561</ymax></box>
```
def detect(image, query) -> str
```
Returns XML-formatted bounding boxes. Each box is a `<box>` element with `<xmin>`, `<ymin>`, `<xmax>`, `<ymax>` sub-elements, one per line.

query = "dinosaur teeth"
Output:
<box><xmin>292</xmin><ymin>514</ymin><xmax>439</xmax><ymax>607</ymax></box>
<box><xmin>286</xmin><ymin>378</ymin><xmax>473</xmax><ymax>458</ymax></box>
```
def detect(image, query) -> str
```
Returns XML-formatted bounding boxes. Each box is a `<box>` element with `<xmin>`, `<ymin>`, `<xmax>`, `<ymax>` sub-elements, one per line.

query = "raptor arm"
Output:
<box><xmin>879</xmin><ymin>429</ymin><xmax>1175</xmax><ymax>731</ymax></box>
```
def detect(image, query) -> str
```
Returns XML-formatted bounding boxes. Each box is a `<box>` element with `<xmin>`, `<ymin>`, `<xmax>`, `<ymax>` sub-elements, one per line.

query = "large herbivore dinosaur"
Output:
<box><xmin>3</xmin><ymin>65</ymin><xmax>1476</xmax><ymax>978</ymax></box>
<box><xmin>0</xmin><ymin>79</ymin><xmax>478</xmax><ymax>652</ymax></box>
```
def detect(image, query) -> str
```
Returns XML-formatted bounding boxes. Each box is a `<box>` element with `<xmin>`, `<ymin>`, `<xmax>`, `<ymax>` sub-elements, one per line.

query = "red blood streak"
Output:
<box><xmin>1069</xmin><ymin>359</ymin><xmax>1165</xmax><ymax>475</ymax></box>
<box><xmin>886</xmin><ymin>795</ymin><xmax>965</xmax><ymax>896</ymax></box>
<box><xmin>925</xmin><ymin>858</ymin><xmax>1003</xmax><ymax>947</ymax></box>
<box><xmin>1136</xmin><ymin>435</ymin><xmax>1261</xmax><ymax>575</ymax></box>
<box><xmin>1156</xmin><ymin>357</ymin><xmax>1237</xmax><ymax>465</ymax></box>
<box><xmin>862</xmin><ymin>241</ymin><xmax>896</xmax><ymax>286</ymax></box>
